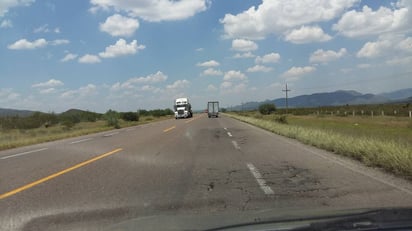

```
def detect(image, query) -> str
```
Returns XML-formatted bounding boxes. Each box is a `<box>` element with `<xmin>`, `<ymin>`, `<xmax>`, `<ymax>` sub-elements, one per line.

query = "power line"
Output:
<box><xmin>282</xmin><ymin>83</ymin><xmax>291</xmax><ymax>114</ymax></box>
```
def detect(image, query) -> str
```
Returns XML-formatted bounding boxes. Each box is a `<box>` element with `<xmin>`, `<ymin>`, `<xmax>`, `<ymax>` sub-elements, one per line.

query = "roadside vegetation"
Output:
<box><xmin>226</xmin><ymin>106</ymin><xmax>412</xmax><ymax>180</ymax></box>
<box><xmin>0</xmin><ymin>108</ymin><xmax>173</xmax><ymax>150</ymax></box>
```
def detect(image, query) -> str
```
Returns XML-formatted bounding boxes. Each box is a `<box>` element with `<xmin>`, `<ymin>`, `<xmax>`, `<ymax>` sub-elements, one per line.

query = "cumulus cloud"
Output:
<box><xmin>166</xmin><ymin>79</ymin><xmax>190</xmax><ymax>90</ymax></box>
<box><xmin>32</xmin><ymin>79</ymin><xmax>64</xmax><ymax>88</ymax></box>
<box><xmin>197</xmin><ymin>60</ymin><xmax>220</xmax><ymax>67</ymax></box>
<box><xmin>100</xmin><ymin>14</ymin><xmax>139</xmax><ymax>37</ymax></box>
<box><xmin>255</xmin><ymin>52</ymin><xmax>280</xmax><ymax>64</ymax></box>
<box><xmin>309</xmin><ymin>48</ymin><xmax>347</xmax><ymax>63</ymax></box>
<box><xmin>111</xmin><ymin>71</ymin><xmax>168</xmax><ymax>91</ymax></box>
<box><xmin>223</xmin><ymin>70</ymin><xmax>247</xmax><ymax>81</ymax></box>
<box><xmin>207</xmin><ymin>84</ymin><xmax>218</xmax><ymax>92</ymax></box>
<box><xmin>78</xmin><ymin>54</ymin><xmax>101</xmax><ymax>63</ymax></box>
<box><xmin>247</xmin><ymin>65</ymin><xmax>273</xmax><ymax>73</ymax></box>
<box><xmin>0</xmin><ymin>19</ymin><xmax>12</xmax><ymax>28</ymax></box>
<box><xmin>231</xmin><ymin>39</ymin><xmax>258</xmax><ymax>52</ymax></box>
<box><xmin>333</xmin><ymin>4</ymin><xmax>410</xmax><ymax>38</ymax></box>
<box><xmin>0</xmin><ymin>0</ymin><xmax>34</xmax><ymax>17</ymax></box>
<box><xmin>220</xmin><ymin>0</ymin><xmax>358</xmax><ymax>40</ymax></box>
<box><xmin>61</xmin><ymin>84</ymin><xmax>97</xmax><ymax>99</ymax></box>
<box><xmin>233</xmin><ymin>52</ymin><xmax>255</xmax><ymax>59</ymax></box>
<box><xmin>90</xmin><ymin>0</ymin><xmax>208</xmax><ymax>22</ymax></box>
<box><xmin>8</xmin><ymin>38</ymin><xmax>47</xmax><ymax>50</ymax></box>
<box><xmin>60</xmin><ymin>53</ymin><xmax>78</xmax><ymax>62</ymax></box>
<box><xmin>202</xmin><ymin>68</ymin><xmax>223</xmax><ymax>76</ymax></box>
<box><xmin>282</xmin><ymin>66</ymin><xmax>316</xmax><ymax>81</ymax></box>
<box><xmin>8</xmin><ymin>38</ymin><xmax>69</xmax><ymax>50</ymax></box>
<box><xmin>0</xmin><ymin>88</ymin><xmax>20</xmax><ymax>103</ymax></box>
<box><xmin>33</xmin><ymin>24</ymin><xmax>60</xmax><ymax>34</ymax></box>
<box><xmin>356</xmin><ymin>35</ymin><xmax>412</xmax><ymax>58</ymax></box>
<box><xmin>284</xmin><ymin>26</ymin><xmax>332</xmax><ymax>44</ymax></box>
<box><xmin>99</xmin><ymin>39</ymin><xmax>145</xmax><ymax>58</ymax></box>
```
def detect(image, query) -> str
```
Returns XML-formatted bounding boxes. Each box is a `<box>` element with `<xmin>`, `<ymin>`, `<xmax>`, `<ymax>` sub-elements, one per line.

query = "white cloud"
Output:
<box><xmin>78</xmin><ymin>54</ymin><xmax>101</xmax><ymax>63</ymax></box>
<box><xmin>220</xmin><ymin>0</ymin><xmax>358</xmax><ymax>40</ymax></box>
<box><xmin>247</xmin><ymin>65</ymin><xmax>273</xmax><ymax>73</ymax></box>
<box><xmin>356</xmin><ymin>35</ymin><xmax>412</xmax><ymax>58</ymax></box>
<box><xmin>0</xmin><ymin>19</ymin><xmax>12</xmax><ymax>28</ymax></box>
<box><xmin>220</xmin><ymin>81</ymin><xmax>232</xmax><ymax>89</ymax></box>
<box><xmin>8</xmin><ymin>38</ymin><xmax>47</xmax><ymax>50</ymax></box>
<box><xmin>90</xmin><ymin>0</ymin><xmax>208</xmax><ymax>22</ymax></box>
<box><xmin>32</xmin><ymin>79</ymin><xmax>64</xmax><ymax>88</ymax></box>
<box><xmin>197</xmin><ymin>60</ymin><xmax>220</xmax><ymax>67</ymax></box>
<box><xmin>202</xmin><ymin>68</ymin><xmax>223</xmax><ymax>76</ymax></box>
<box><xmin>99</xmin><ymin>39</ymin><xmax>145</xmax><ymax>58</ymax></box>
<box><xmin>255</xmin><ymin>52</ymin><xmax>280</xmax><ymax>64</ymax></box>
<box><xmin>60</xmin><ymin>53</ymin><xmax>78</xmax><ymax>62</ymax></box>
<box><xmin>223</xmin><ymin>70</ymin><xmax>247</xmax><ymax>81</ymax></box>
<box><xmin>100</xmin><ymin>14</ymin><xmax>139</xmax><ymax>37</ymax></box>
<box><xmin>233</xmin><ymin>52</ymin><xmax>255</xmax><ymax>59</ymax></box>
<box><xmin>33</xmin><ymin>24</ymin><xmax>61</xmax><ymax>34</ymax></box>
<box><xmin>207</xmin><ymin>84</ymin><xmax>217</xmax><ymax>92</ymax></box>
<box><xmin>0</xmin><ymin>0</ymin><xmax>34</xmax><ymax>17</ymax></box>
<box><xmin>196</xmin><ymin>48</ymin><xmax>204</xmax><ymax>52</ymax></box>
<box><xmin>166</xmin><ymin>79</ymin><xmax>190</xmax><ymax>90</ymax></box>
<box><xmin>0</xmin><ymin>88</ymin><xmax>20</xmax><ymax>103</ymax></box>
<box><xmin>7</xmin><ymin>38</ymin><xmax>69</xmax><ymax>50</ymax></box>
<box><xmin>50</xmin><ymin>39</ymin><xmax>70</xmax><ymax>45</ymax></box>
<box><xmin>333</xmin><ymin>4</ymin><xmax>410</xmax><ymax>38</ymax></box>
<box><xmin>284</xmin><ymin>26</ymin><xmax>332</xmax><ymax>44</ymax></box>
<box><xmin>282</xmin><ymin>66</ymin><xmax>316</xmax><ymax>81</ymax></box>
<box><xmin>39</xmin><ymin>88</ymin><xmax>57</xmax><ymax>94</ymax></box>
<box><xmin>309</xmin><ymin>48</ymin><xmax>347</xmax><ymax>63</ymax></box>
<box><xmin>231</xmin><ymin>39</ymin><xmax>258</xmax><ymax>52</ymax></box>
<box><xmin>386</xmin><ymin>56</ymin><xmax>412</xmax><ymax>66</ymax></box>
<box><xmin>111</xmin><ymin>71</ymin><xmax>168</xmax><ymax>91</ymax></box>
<box><xmin>61</xmin><ymin>84</ymin><xmax>97</xmax><ymax>99</ymax></box>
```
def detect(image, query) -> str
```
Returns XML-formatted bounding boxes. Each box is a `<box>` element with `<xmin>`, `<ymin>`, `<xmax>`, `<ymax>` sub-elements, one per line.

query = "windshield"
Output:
<box><xmin>1</xmin><ymin>0</ymin><xmax>412</xmax><ymax>230</ymax></box>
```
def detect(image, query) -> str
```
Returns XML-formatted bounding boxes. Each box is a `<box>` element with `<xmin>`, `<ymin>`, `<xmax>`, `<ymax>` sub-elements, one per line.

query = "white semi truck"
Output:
<box><xmin>174</xmin><ymin>97</ymin><xmax>193</xmax><ymax>119</ymax></box>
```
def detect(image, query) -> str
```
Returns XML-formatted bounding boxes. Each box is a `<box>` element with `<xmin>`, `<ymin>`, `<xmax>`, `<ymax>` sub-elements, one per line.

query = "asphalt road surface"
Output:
<box><xmin>1</xmin><ymin>114</ymin><xmax>412</xmax><ymax>230</ymax></box>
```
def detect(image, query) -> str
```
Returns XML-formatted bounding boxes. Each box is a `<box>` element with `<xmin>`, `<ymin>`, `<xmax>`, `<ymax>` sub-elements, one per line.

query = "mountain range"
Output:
<box><xmin>231</xmin><ymin>88</ymin><xmax>412</xmax><ymax>111</ymax></box>
<box><xmin>1</xmin><ymin>88</ymin><xmax>412</xmax><ymax>116</ymax></box>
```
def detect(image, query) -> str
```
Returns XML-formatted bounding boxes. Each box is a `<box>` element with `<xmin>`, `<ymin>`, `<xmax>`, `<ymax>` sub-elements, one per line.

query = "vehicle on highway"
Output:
<box><xmin>207</xmin><ymin>101</ymin><xmax>219</xmax><ymax>118</ymax></box>
<box><xmin>174</xmin><ymin>97</ymin><xmax>193</xmax><ymax>119</ymax></box>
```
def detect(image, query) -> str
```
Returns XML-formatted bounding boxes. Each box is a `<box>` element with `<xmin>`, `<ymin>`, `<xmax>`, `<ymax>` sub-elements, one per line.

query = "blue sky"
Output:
<box><xmin>1</xmin><ymin>0</ymin><xmax>411</xmax><ymax>113</ymax></box>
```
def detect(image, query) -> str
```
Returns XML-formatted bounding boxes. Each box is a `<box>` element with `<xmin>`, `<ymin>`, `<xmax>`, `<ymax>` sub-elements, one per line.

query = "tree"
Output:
<box><xmin>104</xmin><ymin>109</ymin><xmax>120</xmax><ymax>128</ymax></box>
<box><xmin>259</xmin><ymin>103</ymin><xmax>276</xmax><ymax>115</ymax></box>
<box><xmin>121</xmin><ymin>112</ymin><xmax>139</xmax><ymax>121</ymax></box>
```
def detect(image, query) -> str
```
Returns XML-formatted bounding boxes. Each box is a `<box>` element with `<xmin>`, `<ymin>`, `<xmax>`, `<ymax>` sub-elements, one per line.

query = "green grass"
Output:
<box><xmin>0</xmin><ymin>115</ymin><xmax>172</xmax><ymax>151</ymax></box>
<box><xmin>226</xmin><ymin>112</ymin><xmax>412</xmax><ymax>179</ymax></box>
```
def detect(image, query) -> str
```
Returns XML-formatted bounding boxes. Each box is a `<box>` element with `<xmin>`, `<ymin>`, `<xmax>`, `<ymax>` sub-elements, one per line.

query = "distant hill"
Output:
<box><xmin>0</xmin><ymin>108</ymin><xmax>35</xmax><ymax>117</ymax></box>
<box><xmin>231</xmin><ymin>88</ymin><xmax>412</xmax><ymax>111</ymax></box>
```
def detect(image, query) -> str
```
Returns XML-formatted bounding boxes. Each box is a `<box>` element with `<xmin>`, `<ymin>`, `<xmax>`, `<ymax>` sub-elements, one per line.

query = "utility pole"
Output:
<box><xmin>282</xmin><ymin>83</ymin><xmax>291</xmax><ymax>114</ymax></box>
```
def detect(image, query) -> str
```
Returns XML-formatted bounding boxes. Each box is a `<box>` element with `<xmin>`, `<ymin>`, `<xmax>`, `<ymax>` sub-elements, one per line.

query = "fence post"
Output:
<box><xmin>409</xmin><ymin>111</ymin><xmax>411</xmax><ymax>119</ymax></box>
<box><xmin>352</xmin><ymin>110</ymin><xmax>355</xmax><ymax>117</ymax></box>
<box><xmin>371</xmin><ymin>111</ymin><xmax>374</xmax><ymax>118</ymax></box>
<box><xmin>382</xmin><ymin>111</ymin><xmax>384</xmax><ymax>116</ymax></box>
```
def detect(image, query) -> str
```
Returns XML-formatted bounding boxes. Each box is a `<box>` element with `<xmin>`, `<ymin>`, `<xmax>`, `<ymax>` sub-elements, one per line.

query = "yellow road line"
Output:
<box><xmin>163</xmin><ymin>126</ymin><xmax>176</xmax><ymax>132</ymax></box>
<box><xmin>0</xmin><ymin>148</ymin><xmax>123</xmax><ymax>200</ymax></box>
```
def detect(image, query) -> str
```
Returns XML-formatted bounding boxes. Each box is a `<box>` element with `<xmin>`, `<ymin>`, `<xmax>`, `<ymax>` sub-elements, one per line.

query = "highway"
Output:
<box><xmin>1</xmin><ymin>114</ymin><xmax>412</xmax><ymax>230</ymax></box>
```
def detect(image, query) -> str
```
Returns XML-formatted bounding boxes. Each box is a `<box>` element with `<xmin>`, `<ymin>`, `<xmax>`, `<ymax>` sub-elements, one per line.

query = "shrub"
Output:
<box><xmin>275</xmin><ymin>115</ymin><xmax>288</xmax><ymax>124</ymax></box>
<box><xmin>104</xmin><ymin>110</ymin><xmax>120</xmax><ymax>129</ymax></box>
<box><xmin>121</xmin><ymin>112</ymin><xmax>139</xmax><ymax>121</ymax></box>
<box><xmin>259</xmin><ymin>103</ymin><xmax>276</xmax><ymax>115</ymax></box>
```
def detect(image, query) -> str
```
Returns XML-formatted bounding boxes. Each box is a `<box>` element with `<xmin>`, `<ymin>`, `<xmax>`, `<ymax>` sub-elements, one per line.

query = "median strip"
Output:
<box><xmin>0</xmin><ymin>148</ymin><xmax>123</xmax><ymax>200</ymax></box>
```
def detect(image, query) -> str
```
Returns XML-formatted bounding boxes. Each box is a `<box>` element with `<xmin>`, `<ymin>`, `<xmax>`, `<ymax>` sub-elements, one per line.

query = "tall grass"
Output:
<box><xmin>0</xmin><ymin>115</ymin><xmax>172</xmax><ymax>151</ymax></box>
<box><xmin>226</xmin><ymin>113</ymin><xmax>412</xmax><ymax>179</ymax></box>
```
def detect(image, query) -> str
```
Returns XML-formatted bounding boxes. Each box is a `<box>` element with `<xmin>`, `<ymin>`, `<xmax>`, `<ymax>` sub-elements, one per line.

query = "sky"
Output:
<box><xmin>0</xmin><ymin>0</ymin><xmax>411</xmax><ymax>113</ymax></box>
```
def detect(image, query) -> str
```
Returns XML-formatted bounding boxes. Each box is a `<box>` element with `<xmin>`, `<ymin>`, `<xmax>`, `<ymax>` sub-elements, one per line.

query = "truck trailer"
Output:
<box><xmin>207</xmin><ymin>101</ymin><xmax>219</xmax><ymax>118</ymax></box>
<box><xmin>174</xmin><ymin>98</ymin><xmax>193</xmax><ymax>119</ymax></box>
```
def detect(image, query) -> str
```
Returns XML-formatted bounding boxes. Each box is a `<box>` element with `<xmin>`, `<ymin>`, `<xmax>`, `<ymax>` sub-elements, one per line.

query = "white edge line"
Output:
<box><xmin>0</xmin><ymin>148</ymin><xmax>48</xmax><ymax>160</ymax></box>
<box><xmin>239</xmin><ymin>120</ymin><xmax>412</xmax><ymax>196</ymax></box>
<box><xmin>70</xmin><ymin>138</ymin><xmax>93</xmax><ymax>144</ymax></box>
<box><xmin>246</xmin><ymin>163</ymin><xmax>274</xmax><ymax>195</ymax></box>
